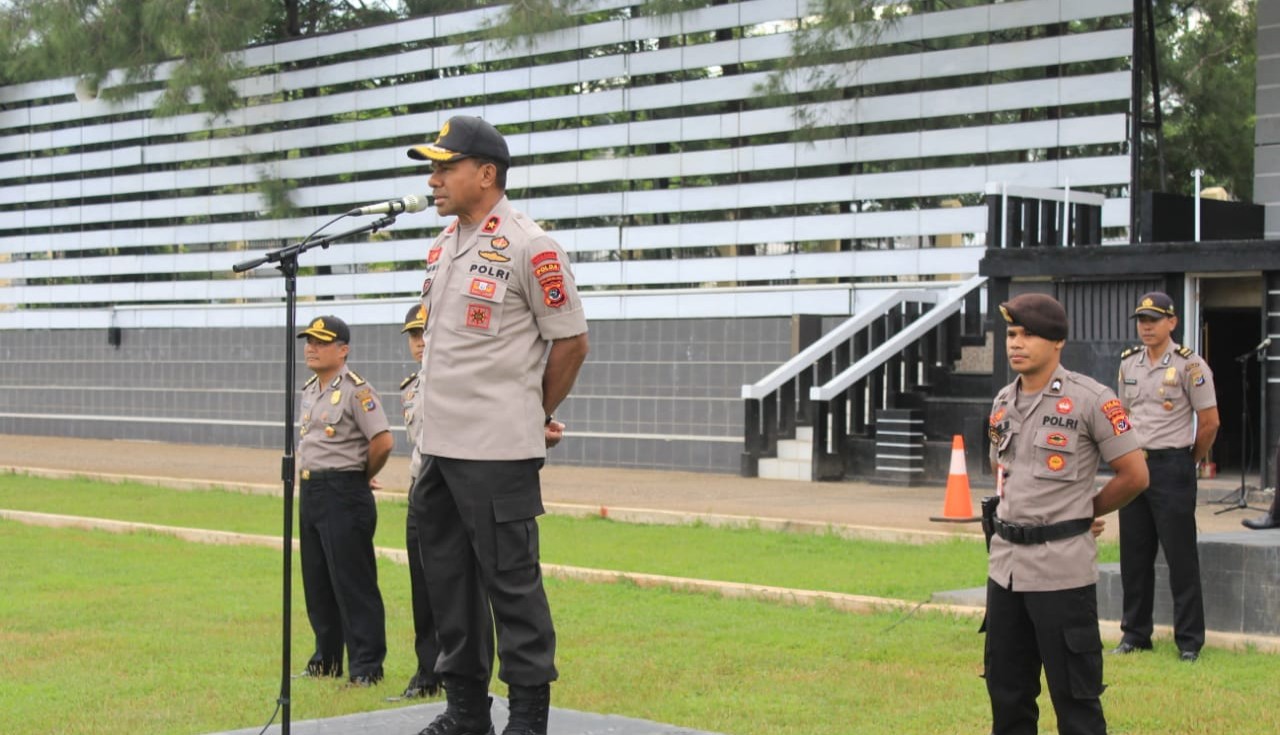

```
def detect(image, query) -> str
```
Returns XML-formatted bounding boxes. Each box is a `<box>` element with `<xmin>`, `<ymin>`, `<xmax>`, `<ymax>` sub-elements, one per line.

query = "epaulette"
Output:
<box><xmin>348</xmin><ymin>370</ymin><xmax>366</xmax><ymax>386</ymax></box>
<box><xmin>303</xmin><ymin>375</ymin><xmax>318</xmax><ymax>388</ymax></box>
<box><xmin>1120</xmin><ymin>345</ymin><xmax>1144</xmax><ymax>359</ymax></box>
<box><xmin>1177</xmin><ymin>346</ymin><xmax>1194</xmax><ymax>358</ymax></box>
<box><xmin>399</xmin><ymin>373</ymin><xmax>416</xmax><ymax>390</ymax></box>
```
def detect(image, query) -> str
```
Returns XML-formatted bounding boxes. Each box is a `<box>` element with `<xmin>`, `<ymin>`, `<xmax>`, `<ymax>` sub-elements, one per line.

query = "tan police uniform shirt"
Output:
<box><xmin>987</xmin><ymin>365</ymin><xmax>1141</xmax><ymax>592</ymax></box>
<box><xmin>417</xmin><ymin>196</ymin><xmax>588</xmax><ymax>461</ymax></box>
<box><xmin>399</xmin><ymin>369</ymin><xmax>424</xmax><ymax>481</ymax></box>
<box><xmin>298</xmin><ymin>364</ymin><xmax>391</xmax><ymax>473</ymax></box>
<box><xmin>1118</xmin><ymin>342</ymin><xmax>1216</xmax><ymax>450</ymax></box>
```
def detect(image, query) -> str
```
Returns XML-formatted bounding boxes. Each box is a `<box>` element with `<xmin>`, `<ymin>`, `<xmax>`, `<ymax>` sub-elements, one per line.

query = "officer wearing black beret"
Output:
<box><xmin>985</xmin><ymin>293</ymin><xmax>1148</xmax><ymax>735</ymax></box>
<box><xmin>1113</xmin><ymin>292</ymin><xmax>1219</xmax><ymax>662</ymax></box>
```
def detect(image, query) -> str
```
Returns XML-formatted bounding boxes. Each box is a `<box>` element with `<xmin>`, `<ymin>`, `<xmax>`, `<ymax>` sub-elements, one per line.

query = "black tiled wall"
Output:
<box><xmin>0</xmin><ymin>317</ymin><xmax>792</xmax><ymax>473</ymax></box>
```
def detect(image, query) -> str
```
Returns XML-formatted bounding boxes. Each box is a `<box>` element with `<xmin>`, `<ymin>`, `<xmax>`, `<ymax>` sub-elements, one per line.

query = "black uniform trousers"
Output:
<box><xmin>411</xmin><ymin>455</ymin><xmax>553</xmax><ymax>686</ymax></box>
<box><xmin>985</xmin><ymin>579</ymin><xmax>1106</xmax><ymax>735</ymax></box>
<box><xmin>299</xmin><ymin>471</ymin><xmax>387</xmax><ymax>678</ymax></box>
<box><xmin>405</xmin><ymin>496</ymin><xmax>460</xmax><ymax>684</ymax></box>
<box><xmin>1118</xmin><ymin>449</ymin><xmax>1205</xmax><ymax>653</ymax></box>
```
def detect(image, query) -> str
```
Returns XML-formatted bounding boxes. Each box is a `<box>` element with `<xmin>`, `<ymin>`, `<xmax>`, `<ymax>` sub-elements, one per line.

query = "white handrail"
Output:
<box><xmin>809</xmin><ymin>275</ymin><xmax>987</xmax><ymax>401</ymax></box>
<box><xmin>741</xmin><ymin>287</ymin><xmax>944</xmax><ymax>400</ymax></box>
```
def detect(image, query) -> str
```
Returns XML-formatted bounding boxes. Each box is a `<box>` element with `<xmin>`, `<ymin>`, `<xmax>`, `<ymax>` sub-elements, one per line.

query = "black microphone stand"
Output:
<box><xmin>232</xmin><ymin>213</ymin><xmax>398</xmax><ymax>734</ymax></box>
<box><xmin>1211</xmin><ymin>343</ymin><xmax>1269</xmax><ymax>515</ymax></box>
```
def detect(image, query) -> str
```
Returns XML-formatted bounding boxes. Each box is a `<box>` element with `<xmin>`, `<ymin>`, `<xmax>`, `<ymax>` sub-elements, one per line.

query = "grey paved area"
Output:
<box><xmin>208</xmin><ymin>697</ymin><xmax>720</xmax><ymax>735</ymax></box>
<box><xmin>0</xmin><ymin>434</ymin><xmax>1271</xmax><ymax>542</ymax></box>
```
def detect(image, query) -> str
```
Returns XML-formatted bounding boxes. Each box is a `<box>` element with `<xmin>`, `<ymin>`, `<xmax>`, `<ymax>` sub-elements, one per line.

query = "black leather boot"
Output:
<box><xmin>416</xmin><ymin>676</ymin><xmax>494</xmax><ymax>735</ymax></box>
<box><xmin>502</xmin><ymin>684</ymin><xmax>550</xmax><ymax>735</ymax></box>
<box><xmin>1242</xmin><ymin>511</ymin><xmax>1280</xmax><ymax>530</ymax></box>
<box><xmin>401</xmin><ymin>670</ymin><xmax>443</xmax><ymax>699</ymax></box>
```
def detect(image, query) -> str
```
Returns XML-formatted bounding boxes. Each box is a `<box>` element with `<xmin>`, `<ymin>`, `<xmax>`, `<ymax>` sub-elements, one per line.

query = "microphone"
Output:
<box><xmin>1253</xmin><ymin>337</ymin><xmax>1272</xmax><ymax>352</ymax></box>
<box><xmin>347</xmin><ymin>194</ymin><xmax>430</xmax><ymax>216</ymax></box>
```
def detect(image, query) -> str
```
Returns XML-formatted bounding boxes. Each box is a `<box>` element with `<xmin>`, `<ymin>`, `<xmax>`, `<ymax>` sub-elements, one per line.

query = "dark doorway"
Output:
<box><xmin>1201</xmin><ymin>308</ymin><xmax>1263</xmax><ymax>475</ymax></box>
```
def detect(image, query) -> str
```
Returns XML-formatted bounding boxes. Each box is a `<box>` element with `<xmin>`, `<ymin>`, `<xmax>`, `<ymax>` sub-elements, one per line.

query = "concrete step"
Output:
<box><xmin>777</xmin><ymin>438</ymin><xmax>812</xmax><ymax>460</ymax></box>
<box><xmin>795</xmin><ymin>425</ymin><xmax>813</xmax><ymax>442</ymax></box>
<box><xmin>758</xmin><ymin>456</ymin><xmax>812</xmax><ymax>481</ymax></box>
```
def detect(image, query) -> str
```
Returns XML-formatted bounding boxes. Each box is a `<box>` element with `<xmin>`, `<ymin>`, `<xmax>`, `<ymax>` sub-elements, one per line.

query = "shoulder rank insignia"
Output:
<box><xmin>399</xmin><ymin>373</ymin><xmax>416</xmax><ymax>390</ymax></box>
<box><xmin>304</xmin><ymin>375</ymin><xmax>319</xmax><ymax>388</ymax></box>
<box><xmin>347</xmin><ymin>370</ymin><xmax>366</xmax><ymax>386</ymax></box>
<box><xmin>1177</xmin><ymin>346</ymin><xmax>1194</xmax><ymax>358</ymax></box>
<box><xmin>1120</xmin><ymin>345</ymin><xmax>1143</xmax><ymax>359</ymax></box>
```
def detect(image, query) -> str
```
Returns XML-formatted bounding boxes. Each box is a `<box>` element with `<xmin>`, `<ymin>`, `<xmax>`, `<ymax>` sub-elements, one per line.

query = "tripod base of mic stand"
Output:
<box><xmin>1209</xmin><ymin>485</ymin><xmax>1268</xmax><ymax>514</ymax></box>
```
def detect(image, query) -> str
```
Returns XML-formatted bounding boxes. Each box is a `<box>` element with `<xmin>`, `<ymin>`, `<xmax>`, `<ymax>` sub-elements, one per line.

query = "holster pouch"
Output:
<box><xmin>981</xmin><ymin>495</ymin><xmax>1000</xmax><ymax>552</ymax></box>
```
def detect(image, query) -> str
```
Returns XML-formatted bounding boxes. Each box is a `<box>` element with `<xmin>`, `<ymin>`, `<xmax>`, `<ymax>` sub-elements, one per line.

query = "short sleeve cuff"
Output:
<box><xmin>1098</xmin><ymin>429</ymin><xmax>1142</xmax><ymax>464</ymax></box>
<box><xmin>536</xmin><ymin>308</ymin><xmax>588</xmax><ymax>341</ymax></box>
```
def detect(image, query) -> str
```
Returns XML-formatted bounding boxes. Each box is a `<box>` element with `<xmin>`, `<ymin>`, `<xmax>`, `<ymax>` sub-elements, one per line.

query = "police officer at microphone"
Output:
<box><xmin>405</xmin><ymin>116</ymin><xmax>589</xmax><ymax>735</ymax></box>
<box><xmin>1113</xmin><ymin>292</ymin><xmax>1219</xmax><ymax>662</ymax></box>
<box><xmin>986</xmin><ymin>293</ymin><xmax>1148</xmax><ymax>735</ymax></box>
<box><xmin>296</xmin><ymin>315</ymin><xmax>393</xmax><ymax>686</ymax></box>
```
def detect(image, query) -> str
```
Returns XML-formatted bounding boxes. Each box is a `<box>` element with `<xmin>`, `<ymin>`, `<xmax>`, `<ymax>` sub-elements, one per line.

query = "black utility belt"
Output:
<box><xmin>993</xmin><ymin>516</ymin><xmax>1093</xmax><ymax>545</ymax></box>
<box><xmin>1144</xmin><ymin>447</ymin><xmax>1191</xmax><ymax>458</ymax></box>
<box><xmin>300</xmin><ymin>469</ymin><xmax>365</xmax><ymax>481</ymax></box>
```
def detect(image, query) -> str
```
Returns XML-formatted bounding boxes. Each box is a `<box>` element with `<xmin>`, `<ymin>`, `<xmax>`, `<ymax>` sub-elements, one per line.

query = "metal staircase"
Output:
<box><xmin>742</xmin><ymin>276</ymin><xmax>988</xmax><ymax>482</ymax></box>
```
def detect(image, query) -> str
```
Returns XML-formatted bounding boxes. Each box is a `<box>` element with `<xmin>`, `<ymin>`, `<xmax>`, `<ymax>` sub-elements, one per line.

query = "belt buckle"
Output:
<box><xmin>301</xmin><ymin>469</ymin><xmax>311</xmax><ymax>480</ymax></box>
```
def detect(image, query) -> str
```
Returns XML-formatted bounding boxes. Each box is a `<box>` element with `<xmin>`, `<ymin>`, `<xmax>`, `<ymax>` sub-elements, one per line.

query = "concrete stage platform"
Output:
<box><xmin>934</xmin><ymin>530</ymin><xmax>1280</xmax><ymax>638</ymax></box>
<box><xmin>208</xmin><ymin>696</ymin><xmax>724</xmax><ymax>735</ymax></box>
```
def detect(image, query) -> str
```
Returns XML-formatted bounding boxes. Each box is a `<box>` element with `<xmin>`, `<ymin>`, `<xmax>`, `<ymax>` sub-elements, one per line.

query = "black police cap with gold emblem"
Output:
<box><xmin>401</xmin><ymin>304</ymin><xmax>426</xmax><ymax>333</ymax></box>
<box><xmin>407</xmin><ymin>116</ymin><xmax>511</xmax><ymax>167</ymax></box>
<box><xmin>297</xmin><ymin>315</ymin><xmax>350</xmax><ymax>343</ymax></box>
<box><xmin>998</xmin><ymin>293</ymin><xmax>1069</xmax><ymax>341</ymax></box>
<box><xmin>1131</xmin><ymin>291</ymin><xmax>1176</xmax><ymax>319</ymax></box>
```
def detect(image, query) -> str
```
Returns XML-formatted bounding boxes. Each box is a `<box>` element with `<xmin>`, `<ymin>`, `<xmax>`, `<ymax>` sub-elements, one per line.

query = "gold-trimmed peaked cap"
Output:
<box><xmin>407</xmin><ymin>116</ymin><xmax>510</xmax><ymax>167</ymax></box>
<box><xmin>1131</xmin><ymin>291</ymin><xmax>1176</xmax><ymax>319</ymax></box>
<box><xmin>999</xmin><ymin>293</ymin><xmax>1069</xmax><ymax>341</ymax></box>
<box><xmin>297</xmin><ymin>315</ymin><xmax>350</xmax><ymax>343</ymax></box>
<box><xmin>401</xmin><ymin>304</ymin><xmax>426</xmax><ymax>333</ymax></box>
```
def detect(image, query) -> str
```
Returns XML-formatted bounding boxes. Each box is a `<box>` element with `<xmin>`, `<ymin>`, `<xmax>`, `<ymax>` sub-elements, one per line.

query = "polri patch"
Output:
<box><xmin>531</xmin><ymin>250</ymin><xmax>558</xmax><ymax>265</ymax></box>
<box><xmin>1046</xmin><ymin>454</ymin><xmax>1066</xmax><ymax>472</ymax></box>
<box><xmin>491</xmin><ymin>236</ymin><xmax>510</xmax><ymax>250</ymax></box>
<box><xmin>1056</xmin><ymin>397</ymin><xmax>1073</xmax><ymax>414</ymax></box>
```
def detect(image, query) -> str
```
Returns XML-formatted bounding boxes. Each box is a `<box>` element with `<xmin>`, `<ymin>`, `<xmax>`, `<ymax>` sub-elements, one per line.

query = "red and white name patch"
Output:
<box><xmin>469</xmin><ymin>278</ymin><xmax>497</xmax><ymax>299</ymax></box>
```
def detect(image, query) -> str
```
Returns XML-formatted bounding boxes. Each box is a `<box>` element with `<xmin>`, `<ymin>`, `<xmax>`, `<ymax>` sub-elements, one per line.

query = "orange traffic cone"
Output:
<box><xmin>930</xmin><ymin>435</ymin><xmax>981</xmax><ymax>523</ymax></box>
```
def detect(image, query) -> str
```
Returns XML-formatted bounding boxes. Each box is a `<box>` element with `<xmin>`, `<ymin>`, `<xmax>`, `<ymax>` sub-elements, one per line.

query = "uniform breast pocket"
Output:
<box><xmin>1123</xmin><ymin>384</ymin><xmax>1139</xmax><ymax>399</ymax></box>
<box><xmin>456</xmin><ymin>276</ymin><xmax>508</xmax><ymax>336</ymax></box>
<box><xmin>1031</xmin><ymin>427</ymin><xmax>1080</xmax><ymax>482</ymax></box>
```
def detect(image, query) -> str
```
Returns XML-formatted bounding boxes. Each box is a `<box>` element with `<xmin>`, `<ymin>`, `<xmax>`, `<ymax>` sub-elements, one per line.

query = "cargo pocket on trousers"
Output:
<box><xmin>492</xmin><ymin>494</ymin><xmax>545</xmax><ymax>572</ymax></box>
<box><xmin>1063</xmin><ymin>625</ymin><xmax>1106</xmax><ymax>699</ymax></box>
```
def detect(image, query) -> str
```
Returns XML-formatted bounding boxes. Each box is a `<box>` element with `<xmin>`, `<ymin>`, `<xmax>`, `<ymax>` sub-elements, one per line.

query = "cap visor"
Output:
<box><xmin>297</xmin><ymin>328</ymin><xmax>337</xmax><ymax>341</ymax></box>
<box><xmin>400</xmin><ymin>321</ymin><xmax>425</xmax><ymax>333</ymax></box>
<box><xmin>1131</xmin><ymin>309</ymin><xmax>1169</xmax><ymax>319</ymax></box>
<box><xmin>407</xmin><ymin>144</ymin><xmax>463</xmax><ymax>162</ymax></box>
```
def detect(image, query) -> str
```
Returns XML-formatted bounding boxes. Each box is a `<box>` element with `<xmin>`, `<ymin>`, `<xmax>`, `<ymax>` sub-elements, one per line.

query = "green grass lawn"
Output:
<box><xmin>1</xmin><ymin>521</ymin><xmax>1274</xmax><ymax>735</ymax></box>
<box><xmin>0</xmin><ymin>474</ymin><xmax>1120</xmax><ymax>602</ymax></box>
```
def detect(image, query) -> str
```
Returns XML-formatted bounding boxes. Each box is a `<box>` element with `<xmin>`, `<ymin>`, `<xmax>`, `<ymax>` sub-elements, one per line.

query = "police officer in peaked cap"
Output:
<box><xmin>295</xmin><ymin>315</ymin><xmax>393</xmax><ymax>686</ymax></box>
<box><xmin>404</xmin><ymin>116</ymin><xmax>589</xmax><ymax>735</ymax></box>
<box><xmin>1113</xmin><ymin>292</ymin><xmax>1219</xmax><ymax>662</ymax></box>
